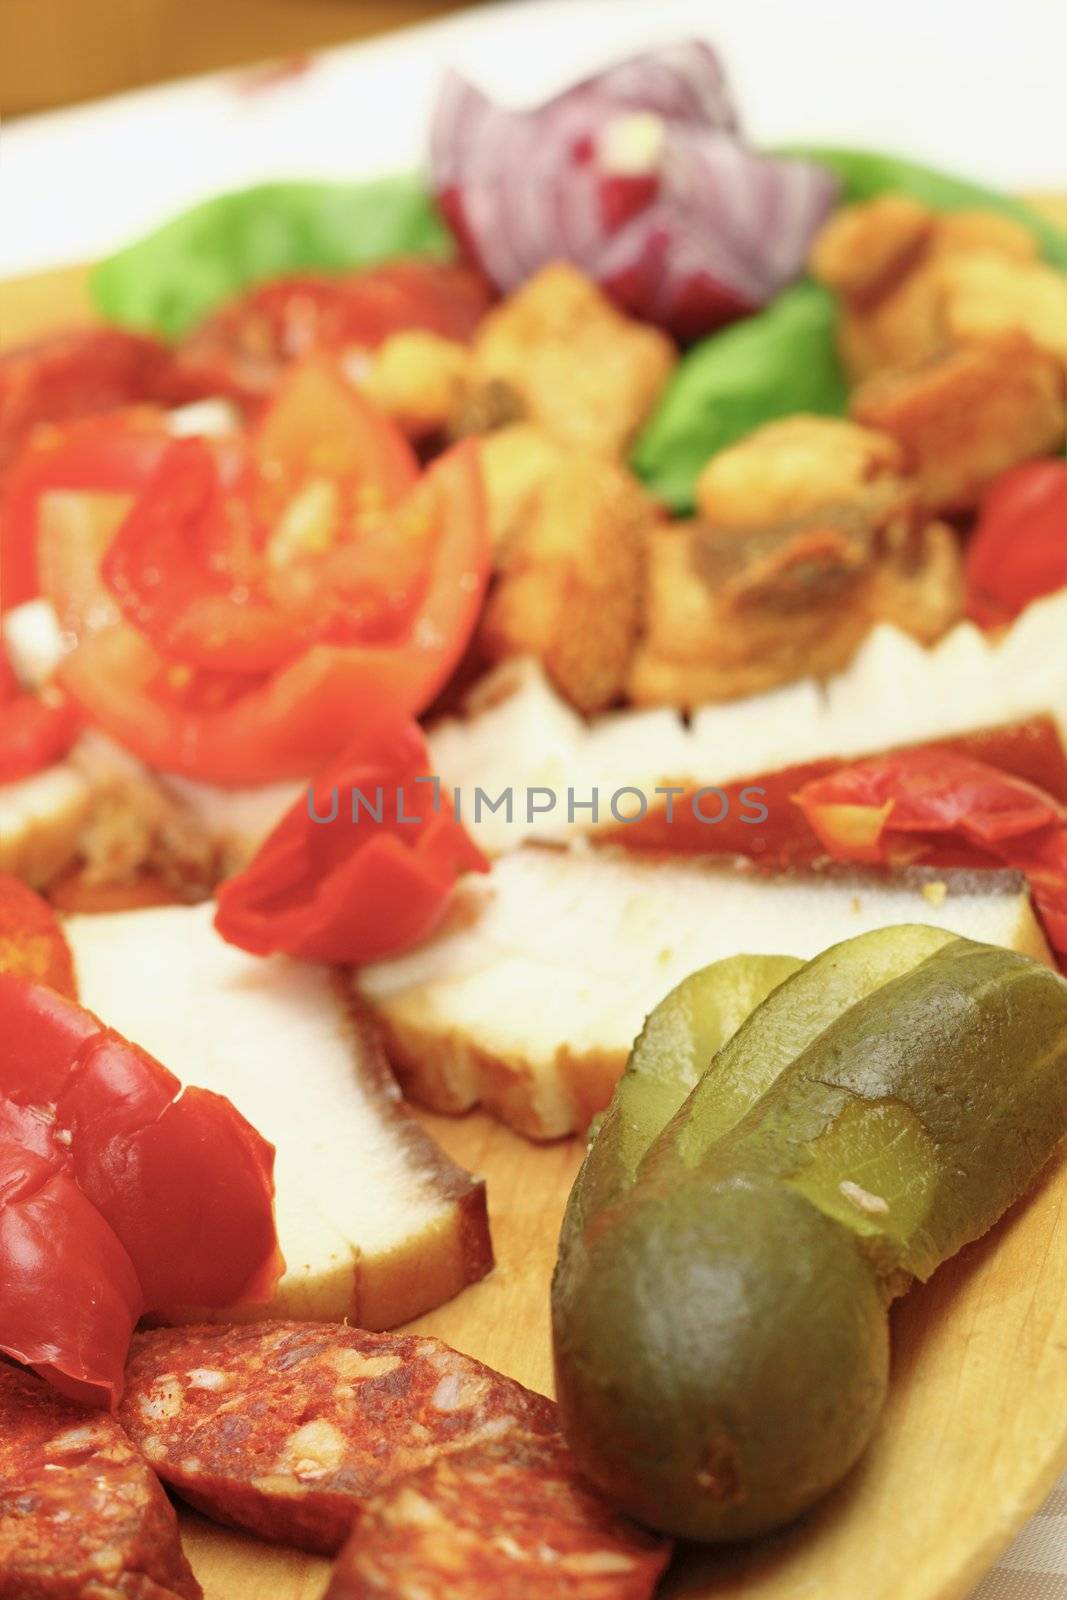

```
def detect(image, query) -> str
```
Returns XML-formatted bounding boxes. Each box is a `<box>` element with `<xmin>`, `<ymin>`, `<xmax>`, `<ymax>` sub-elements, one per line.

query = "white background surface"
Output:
<box><xmin>2</xmin><ymin>0</ymin><xmax>1066</xmax><ymax>278</ymax></box>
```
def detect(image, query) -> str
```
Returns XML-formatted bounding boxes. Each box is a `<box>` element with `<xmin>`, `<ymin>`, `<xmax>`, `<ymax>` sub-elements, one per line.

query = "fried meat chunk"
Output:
<box><xmin>851</xmin><ymin>334</ymin><xmax>1066</xmax><ymax>512</ymax></box>
<box><xmin>469</xmin><ymin>264</ymin><xmax>675</xmax><ymax>457</ymax></box>
<box><xmin>695</xmin><ymin>415</ymin><xmax>909</xmax><ymax>529</ymax></box>
<box><xmin>480</xmin><ymin>454</ymin><xmax>650</xmax><ymax>713</ymax></box>
<box><xmin>810</xmin><ymin>194</ymin><xmax>1053</xmax><ymax>382</ymax></box>
<box><xmin>629</xmin><ymin>505</ymin><xmax>962</xmax><ymax>707</ymax></box>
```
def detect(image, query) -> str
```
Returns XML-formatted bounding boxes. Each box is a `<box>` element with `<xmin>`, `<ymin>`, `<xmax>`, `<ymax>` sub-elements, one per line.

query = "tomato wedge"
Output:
<box><xmin>175</xmin><ymin>260</ymin><xmax>492</xmax><ymax>407</ymax></box>
<box><xmin>0</xmin><ymin>629</ymin><xmax>82</xmax><ymax>782</ymax></box>
<box><xmin>1</xmin><ymin>408</ymin><xmax>169</xmax><ymax>613</ymax></box>
<box><xmin>0</xmin><ymin>873</ymin><xmax>77</xmax><ymax>997</ymax></box>
<box><xmin>0</xmin><ymin>972</ymin><xmax>283</xmax><ymax>1404</ymax></box>
<box><xmin>794</xmin><ymin>749</ymin><xmax>1067</xmax><ymax>963</ymax></box>
<box><xmin>0</xmin><ymin>327</ymin><xmax>184</xmax><ymax>475</ymax></box>
<box><xmin>0</xmin><ymin>689</ymin><xmax>82</xmax><ymax>783</ymax></box>
<box><xmin>44</xmin><ymin>434</ymin><xmax>488</xmax><ymax>785</ymax></box>
<box><xmin>101</xmin><ymin>365</ymin><xmax>421</xmax><ymax>675</ymax></box>
<box><xmin>215</xmin><ymin>698</ymin><xmax>488</xmax><ymax>964</ymax></box>
<box><xmin>966</xmin><ymin>458</ymin><xmax>1067</xmax><ymax>630</ymax></box>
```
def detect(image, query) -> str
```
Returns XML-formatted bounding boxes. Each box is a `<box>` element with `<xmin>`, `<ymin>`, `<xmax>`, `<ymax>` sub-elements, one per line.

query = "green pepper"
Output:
<box><xmin>91</xmin><ymin>174</ymin><xmax>454</xmax><ymax>340</ymax></box>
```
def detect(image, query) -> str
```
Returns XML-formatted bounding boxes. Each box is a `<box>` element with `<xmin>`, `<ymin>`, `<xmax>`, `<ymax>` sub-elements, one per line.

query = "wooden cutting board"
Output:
<box><xmin>2</xmin><ymin>257</ymin><xmax>1066</xmax><ymax>1600</ymax></box>
<box><xmin>179</xmin><ymin>1132</ymin><xmax>1067</xmax><ymax>1600</ymax></box>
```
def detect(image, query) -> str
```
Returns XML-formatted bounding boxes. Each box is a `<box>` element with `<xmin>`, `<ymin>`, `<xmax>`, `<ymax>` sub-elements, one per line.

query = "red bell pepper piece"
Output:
<box><xmin>0</xmin><ymin>1144</ymin><xmax>143</xmax><ymax>1408</ymax></box>
<box><xmin>215</xmin><ymin>699</ymin><xmax>488</xmax><ymax>965</ymax></box>
<box><xmin>0</xmin><ymin>969</ymin><xmax>283</xmax><ymax>1406</ymax></box>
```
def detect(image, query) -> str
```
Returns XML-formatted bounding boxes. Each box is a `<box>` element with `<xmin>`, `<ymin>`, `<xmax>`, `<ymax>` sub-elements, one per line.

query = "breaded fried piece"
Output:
<box><xmin>939</xmin><ymin>252</ymin><xmax>1067</xmax><ymax>370</ymax></box>
<box><xmin>478</xmin><ymin>424</ymin><xmax>565</xmax><ymax>560</ymax></box>
<box><xmin>480</xmin><ymin>454</ymin><xmax>650</xmax><ymax>713</ymax></box>
<box><xmin>68</xmin><ymin>735</ymin><xmax>218</xmax><ymax>900</ymax></box>
<box><xmin>361</xmin><ymin>331</ymin><xmax>474</xmax><ymax>437</ymax></box>
<box><xmin>629</xmin><ymin>507</ymin><xmax>962</xmax><ymax>707</ymax></box>
<box><xmin>836</xmin><ymin>266</ymin><xmax>952</xmax><ymax>384</ymax></box>
<box><xmin>868</xmin><ymin>518</ymin><xmax>967</xmax><ymax>642</ymax></box>
<box><xmin>931</xmin><ymin>211</ymin><xmax>1039</xmax><ymax>263</ymax></box>
<box><xmin>695</xmin><ymin>415</ymin><xmax>908</xmax><ymax>529</ymax></box>
<box><xmin>811</xmin><ymin>196</ymin><xmax>1043</xmax><ymax>381</ymax></box>
<box><xmin>470</xmin><ymin>264</ymin><xmax>675</xmax><ymax>458</ymax></box>
<box><xmin>851</xmin><ymin>334</ymin><xmax>1067</xmax><ymax>512</ymax></box>
<box><xmin>809</xmin><ymin>194</ymin><xmax>934</xmax><ymax>302</ymax></box>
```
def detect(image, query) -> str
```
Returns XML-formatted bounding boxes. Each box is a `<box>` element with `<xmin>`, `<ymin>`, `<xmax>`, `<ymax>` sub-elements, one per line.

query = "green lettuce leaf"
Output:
<box><xmin>91</xmin><ymin>175</ymin><xmax>454</xmax><ymax>340</ymax></box>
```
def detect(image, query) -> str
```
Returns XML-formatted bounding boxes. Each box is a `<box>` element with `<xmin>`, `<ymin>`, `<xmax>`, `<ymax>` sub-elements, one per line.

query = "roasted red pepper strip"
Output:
<box><xmin>0</xmin><ymin>1144</ymin><xmax>143</xmax><ymax>1408</ymax></box>
<box><xmin>215</xmin><ymin>700</ymin><xmax>488</xmax><ymax>964</ymax></box>
<box><xmin>965</xmin><ymin>458</ymin><xmax>1067</xmax><ymax>630</ymax></box>
<box><xmin>0</xmin><ymin>973</ymin><xmax>283</xmax><ymax>1404</ymax></box>
<box><xmin>794</xmin><ymin>748</ymin><xmax>1067</xmax><ymax>961</ymax></box>
<box><xmin>0</xmin><ymin>873</ymin><xmax>77</xmax><ymax>996</ymax></box>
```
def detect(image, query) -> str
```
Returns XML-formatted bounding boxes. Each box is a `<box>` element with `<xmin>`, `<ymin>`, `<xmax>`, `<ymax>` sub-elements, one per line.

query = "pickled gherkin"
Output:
<box><xmin>552</xmin><ymin>928</ymin><xmax>1067</xmax><ymax>1543</ymax></box>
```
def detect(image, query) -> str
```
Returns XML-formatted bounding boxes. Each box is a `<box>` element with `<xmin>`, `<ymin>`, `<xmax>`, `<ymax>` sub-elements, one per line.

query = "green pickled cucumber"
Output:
<box><xmin>567</xmin><ymin>953</ymin><xmax>802</xmax><ymax>1232</ymax></box>
<box><xmin>552</xmin><ymin>929</ymin><xmax>1067</xmax><ymax>1543</ymax></box>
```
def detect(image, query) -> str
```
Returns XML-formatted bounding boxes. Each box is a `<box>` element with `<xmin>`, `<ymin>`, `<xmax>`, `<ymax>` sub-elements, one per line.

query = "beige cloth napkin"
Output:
<box><xmin>971</xmin><ymin>1473</ymin><xmax>1067</xmax><ymax>1598</ymax></box>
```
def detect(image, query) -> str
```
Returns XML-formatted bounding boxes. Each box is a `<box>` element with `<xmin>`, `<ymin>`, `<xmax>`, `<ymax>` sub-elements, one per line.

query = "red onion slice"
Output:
<box><xmin>429</xmin><ymin>41</ymin><xmax>839</xmax><ymax>340</ymax></box>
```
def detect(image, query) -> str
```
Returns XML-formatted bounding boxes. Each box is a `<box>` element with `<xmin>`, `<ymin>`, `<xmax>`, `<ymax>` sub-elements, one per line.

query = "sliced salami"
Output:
<box><xmin>119</xmin><ymin>1323</ymin><xmax>558</xmax><ymax>1555</ymax></box>
<box><xmin>326</xmin><ymin>1434</ymin><xmax>672</xmax><ymax>1599</ymax></box>
<box><xmin>0</xmin><ymin>1360</ymin><xmax>201</xmax><ymax>1600</ymax></box>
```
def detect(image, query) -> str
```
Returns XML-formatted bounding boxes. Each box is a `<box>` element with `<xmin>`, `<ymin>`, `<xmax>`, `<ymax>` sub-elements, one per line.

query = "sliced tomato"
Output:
<box><xmin>175</xmin><ymin>260</ymin><xmax>492</xmax><ymax>407</ymax></box>
<box><xmin>215</xmin><ymin>697</ymin><xmax>488</xmax><ymax>964</ymax></box>
<box><xmin>1</xmin><ymin>604</ymin><xmax>83</xmax><ymax>781</ymax></box>
<box><xmin>0</xmin><ymin>641</ymin><xmax>17</xmax><ymax>702</ymax></box>
<box><xmin>0</xmin><ymin>690</ymin><xmax>83</xmax><ymax>783</ymax></box>
<box><xmin>0</xmin><ymin>327</ymin><xmax>185</xmax><ymax>475</ymax></box>
<box><xmin>0</xmin><ymin>873</ymin><xmax>77</xmax><ymax>997</ymax></box>
<box><xmin>966</xmin><ymin>458</ymin><xmax>1067</xmax><ymax>630</ymax></box>
<box><xmin>100</xmin><ymin>365</ymin><xmax>421</xmax><ymax>675</ymax></box>
<box><xmin>254</xmin><ymin>356</ymin><xmax>419</xmax><ymax>499</ymax></box>
<box><xmin>1</xmin><ymin>409</ymin><xmax>169</xmax><ymax>612</ymax></box>
<box><xmin>793</xmin><ymin>749</ymin><xmax>1067</xmax><ymax>964</ymax></box>
<box><xmin>45</xmin><ymin>438</ymin><xmax>488</xmax><ymax>784</ymax></box>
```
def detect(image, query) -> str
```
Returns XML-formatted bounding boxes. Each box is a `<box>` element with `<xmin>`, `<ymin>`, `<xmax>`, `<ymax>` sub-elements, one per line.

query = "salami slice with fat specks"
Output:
<box><xmin>119</xmin><ymin>1323</ymin><xmax>560</xmax><ymax>1555</ymax></box>
<box><xmin>326</xmin><ymin>1434</ymin><xmax>672</xmax><ymax>1599</ymax></box>
<box><xmin>0</xmin><ymin>1361</ymin><xmax>201</xmax><ymax>1600</ymax></box>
